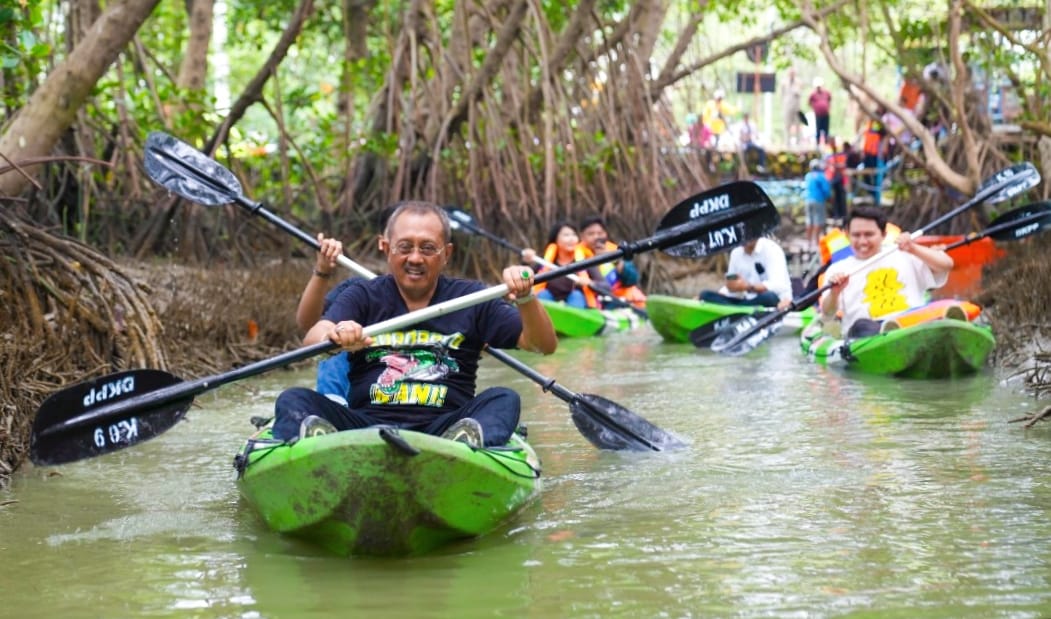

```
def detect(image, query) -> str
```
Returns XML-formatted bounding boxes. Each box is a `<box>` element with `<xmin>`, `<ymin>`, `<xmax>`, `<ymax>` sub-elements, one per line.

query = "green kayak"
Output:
<box><xmin>234</xmin><ymin>427</ymin><xmax>541</xmax><ymax>556</ymax></box>
<box><xmin>646</xmin><ymin>294</ymin><xmax>815</xmax><ymax>344</ymax></box>
<box><xmin>540</xmin><ymin>300</ymin><xmax>644</xmax><ymax>337</ymax></box>
<box><xmin>799</xmin><ymin>318</ymin><xmax>996</xmax><ymax>379</ymax></box>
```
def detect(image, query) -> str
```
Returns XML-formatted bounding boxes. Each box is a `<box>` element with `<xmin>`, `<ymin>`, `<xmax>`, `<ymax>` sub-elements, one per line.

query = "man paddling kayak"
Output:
<box><xmin>821</xmin><ymin>206</ymin><xmax>954</xmax><ymax>337</ymax></box>
<box><xmin>273</xmin><ymin>201</ymin><xmax>558</xmax><ymax>447</ymax></box>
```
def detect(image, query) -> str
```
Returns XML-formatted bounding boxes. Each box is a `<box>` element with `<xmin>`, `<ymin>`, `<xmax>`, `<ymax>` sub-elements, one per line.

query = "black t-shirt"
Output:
<box><xmin>323</xmin><ymin>277</ymin><xmax>361</xmax><ymax>312</ymax></box>
<box><xmin>323</xmin><ymin>275</ymin><xmax>522</xmax><ymax>423</ymax></box>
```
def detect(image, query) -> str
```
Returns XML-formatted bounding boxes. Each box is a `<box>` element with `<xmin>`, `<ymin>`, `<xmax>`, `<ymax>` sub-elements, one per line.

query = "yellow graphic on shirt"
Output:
<box><xmin>862</xmin><ymin>267</ymin><xmax>909</xmax><ymax>318</ymax></box>
<box><xmin>366</xmin><ymin>330</ymin><xmax>463</xmax><ymax>407</ymax></box>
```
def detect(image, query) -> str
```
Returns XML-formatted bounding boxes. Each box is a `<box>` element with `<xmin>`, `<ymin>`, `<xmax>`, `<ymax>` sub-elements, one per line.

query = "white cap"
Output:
<box><xmin>813</xmin><ymin>76</ymin><xmax>824</xmax><ymax>88</ymax></box>
<box><xmin>714</xmin><ymin>88</ymin><xmax>725</xmax><ymax>99</ymax></box>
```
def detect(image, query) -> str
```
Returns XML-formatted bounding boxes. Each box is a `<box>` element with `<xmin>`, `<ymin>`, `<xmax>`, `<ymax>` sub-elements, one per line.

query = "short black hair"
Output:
<box><xmin>578</xmin><ymin>214</ymin><xmax>607</xmax><ymax>233</ymax></box>
<box><xmin>847</xmin><ymin>205</ymin><xmax>887</xmax><ymax>234</ymax></box>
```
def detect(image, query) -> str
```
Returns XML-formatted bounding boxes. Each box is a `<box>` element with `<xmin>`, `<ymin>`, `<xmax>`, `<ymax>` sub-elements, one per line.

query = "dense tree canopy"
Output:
<box><xmin>1</xmin><ymin>0</ymin><xmax>1046</xmax><ymax>259</ymax></box>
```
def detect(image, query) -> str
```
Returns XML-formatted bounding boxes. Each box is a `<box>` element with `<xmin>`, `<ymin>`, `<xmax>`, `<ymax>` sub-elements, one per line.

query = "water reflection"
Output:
<box><xmin>4</xmin><ymin>328</ymin><xmax>1051</xmax><ymax>616</ymax></box>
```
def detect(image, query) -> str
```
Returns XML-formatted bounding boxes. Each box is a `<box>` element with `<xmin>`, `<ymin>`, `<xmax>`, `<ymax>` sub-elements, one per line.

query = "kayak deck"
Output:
<box><xmin>235</xmin><ymin>427</ymin><xmax>541</xmax><ymax>556</ymax></box>
<box><xmin>646</xmin><ymin>294</ymin><xmax>814</xmax><ymax>344</ymax></box>
<box><xmin>800</xmin><ymin>318</ymin><xmax>995</xmax><ymax>379</ymax></box>
<box><xmin>540</xmin><ymin>300</ymin><xmax>644</xmax><ymax>337</ymax></box>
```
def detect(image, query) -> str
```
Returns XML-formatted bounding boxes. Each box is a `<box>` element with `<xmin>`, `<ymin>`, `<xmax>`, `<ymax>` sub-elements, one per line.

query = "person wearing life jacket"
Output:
<box><xmin>577</xmin><ymin>214</ymin><xmax>647</xmax><ymax>309</ymax></box>
<box><xmin>861</xmin><ymin>112</ymin><xmax>887</xmax><ymax>171</ymax></box>
<box><xmin>824</xmin><ymin>136</ymin><xmax>849</xmax><ymax>226</ymax></box>
<box><xmin>521</xmin><ymin>221</ymin><xmax>598</xmax><ymax>309</ymax></box>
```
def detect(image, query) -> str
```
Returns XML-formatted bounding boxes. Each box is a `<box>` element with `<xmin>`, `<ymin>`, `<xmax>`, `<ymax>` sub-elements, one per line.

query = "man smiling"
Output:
<box><xmin>820</xmin><ymin>206</ymin><xmax>954</xmax><ymax>337</ymax></box>
<box><xmin>271</xmin><ymin>201</ymin><xmax>557</xmax><ymax>447</ymax></box>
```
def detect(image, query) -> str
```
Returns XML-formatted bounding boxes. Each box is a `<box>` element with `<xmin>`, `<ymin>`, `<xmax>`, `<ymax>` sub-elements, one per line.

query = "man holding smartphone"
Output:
<box><xmin>698</xmin><ymin>237</ymin><xmax>793</xmax><ymax>310</ymax></box>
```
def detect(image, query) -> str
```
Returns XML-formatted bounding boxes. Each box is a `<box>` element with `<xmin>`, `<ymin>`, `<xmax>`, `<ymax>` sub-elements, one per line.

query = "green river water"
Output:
<box><xmin>3</xmin><ymin>329</ymin><xmax>1051</xmax><ymax>618</ymax></box>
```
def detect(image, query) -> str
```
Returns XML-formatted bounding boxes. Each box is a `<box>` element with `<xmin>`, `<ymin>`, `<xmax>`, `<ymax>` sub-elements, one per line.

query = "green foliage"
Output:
<box><xmin>0</xmin><ymin>0</ymin><xmax>50</xmax><ymax>113</ymax></box>
<box><xmin>3</xmin><ymin>0</ymin><xmax>1047</xmax><ymax>258</ymax></box>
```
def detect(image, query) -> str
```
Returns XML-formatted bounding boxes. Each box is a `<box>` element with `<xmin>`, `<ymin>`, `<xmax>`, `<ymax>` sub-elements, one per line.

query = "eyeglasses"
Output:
<box><xmin>390</xmin><ymin>241</ymin><xmax>445</xmax><ymax>257</ymax></box>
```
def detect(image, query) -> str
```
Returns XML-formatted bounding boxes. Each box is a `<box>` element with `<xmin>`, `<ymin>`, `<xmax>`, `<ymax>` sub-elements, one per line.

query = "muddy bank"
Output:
<box><xmin>0</xmin><ymin>257</ymin><xmax>351</xmax><ymax>483</ymax></box>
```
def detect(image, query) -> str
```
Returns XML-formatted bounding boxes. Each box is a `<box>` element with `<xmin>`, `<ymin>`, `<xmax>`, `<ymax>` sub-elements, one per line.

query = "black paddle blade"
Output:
<box><xmin>144</xmin><ymin>132</ymin><xmax>243</xmax><ymax>206</ymax></box>
<box><xmin>987</xmin><ymin>201</ymin><xmax>1051</xmax><ymax>241</ymax></box>
<box><xmin>688</xmin><ymin>312</ymin><xmax>766</xmax><ymax>348</ymax></box>
<box><xmin>660</xmin><ymin>201</ymin><xmax>781</xmax><ymax>258</ymax></box>
<box><xmin>570</xmin><ymin>394</ymin><xmax>687</xmax><ymax>452</ymax></box>
<box><xmin>982</xmin><ymin>162</ymin><xmax>1041</xmax><ymax>203</ymax></box>
<box><xmin>658</xmin><ymin>181</ymin><xmax>774</xmax><ymax>229</ymax></box>
<box><xmin>709</xmin><ymin>314</ymin><xmax>783</xmax><ymax>356</ymax></box>
<box><xmin>445</xmin><ymin>205</ymin><xmax>476</xmax><ymax>229</ymax></box>
<box><xmin>30</xmin><ymin>369</ymin><xmax>190</xmax><ymax>465</ymax></box>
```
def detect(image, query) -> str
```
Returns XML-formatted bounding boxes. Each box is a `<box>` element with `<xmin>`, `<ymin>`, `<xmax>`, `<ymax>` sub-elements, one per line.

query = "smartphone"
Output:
<box><xmin>726</xmin><ymin>274</ymin><xmax>739</xmax><ymax>280</ymax></box>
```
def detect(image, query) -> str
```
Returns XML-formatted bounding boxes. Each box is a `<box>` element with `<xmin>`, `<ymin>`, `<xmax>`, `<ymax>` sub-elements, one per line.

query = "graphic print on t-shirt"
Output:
<box><xmin>862</xmin><ymin>267</ymin><xmax>909</xmax><ymax>318</ymax></box>
<box><xmin>366</xmin><ymin>330</ymin><xmax>463</xmax><ymax>407</ymax></box>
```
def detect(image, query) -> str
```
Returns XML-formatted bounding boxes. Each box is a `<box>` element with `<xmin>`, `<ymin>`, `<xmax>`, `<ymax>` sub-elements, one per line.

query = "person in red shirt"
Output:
<box><xmin>808</xmin><ymin>77</ymin><xmax>832</xmax><ymax>146</ymax></box>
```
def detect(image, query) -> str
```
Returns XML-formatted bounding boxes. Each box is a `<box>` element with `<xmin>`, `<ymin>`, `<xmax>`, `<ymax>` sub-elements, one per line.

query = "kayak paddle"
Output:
<box><xmin>709</xmin><ymin>162</ymin><xmax>1041</xmax><ymax>356</ymax></box>
<box><xmin>30</xmin><ymin>136</ymin><xmax>779</xmax><ymax>464</ymax></box>
<box><xmin>942</xmin><ymin>201</ymin><xmax>1051</xmax><ymax>250</ymax></box>
<box><xmin>444</xmin><ymin>180</ymin><xmax>776</xmax><ymax>322</ymax></box>
<box><xmin>704</xmin><ymin>201</ymin><xmax>1051</xmax><ymax>354</ymax></box>
<box><xmin>444</xmin><ymin>206</ymin><xmax>649</xmax><ymax>319</ymax></box>
<box><xmin>145</xmin><ymin>133</ymin><xmax>694</xmax><ymax>451</ymax></box>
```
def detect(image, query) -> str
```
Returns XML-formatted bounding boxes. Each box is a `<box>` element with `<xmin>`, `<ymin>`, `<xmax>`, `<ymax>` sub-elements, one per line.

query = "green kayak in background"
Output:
<box><xmin>646</xmin><ymin>294</ymin><xmax>815</xmax><ymax>345</ymax></box>
<box><xmin>235</xmin><ymin>427</ymin><xmax>541</xmax><ymax>557</ymax></box>
<box><xmin>799</xmin><ymin>318</ymin><xmax>996</xmax><ymax>379</ymax></box>
<box><xmin>540</xmin><ymin>299</ymin><xmax>644</xmax><ymax>337</ymax></box>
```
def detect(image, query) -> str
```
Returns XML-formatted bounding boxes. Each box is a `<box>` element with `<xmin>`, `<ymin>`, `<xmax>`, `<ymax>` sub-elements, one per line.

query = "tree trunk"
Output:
<box><xmin>520</xmin><ymin>0</ymin><xmax>597</xmax><ymax>124</ymax></box>
<box><xmin>423</xmin><ymin>0</ymin><xmax>530</xmax><ymax>187</ymax></box>
<box><xmin>176</xmin><ymin>0</ymin><xmax>213</xmax><ymax>94</ymax></box>
<box><xmin>0</xmin><ymin>0</ymin><xmax>162</xmax><ymax>197</ymax></box>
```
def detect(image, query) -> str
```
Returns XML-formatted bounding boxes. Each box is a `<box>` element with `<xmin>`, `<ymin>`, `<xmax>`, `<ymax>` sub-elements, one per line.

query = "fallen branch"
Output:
<box><xmin>1009</xmin><ymin>404</ymin><xmax>1051</xmax><ymax>428</ymax></box>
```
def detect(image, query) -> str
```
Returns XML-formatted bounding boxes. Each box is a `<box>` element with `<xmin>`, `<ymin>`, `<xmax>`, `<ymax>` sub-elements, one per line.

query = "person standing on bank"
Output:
<box><xmin>702</xmin><ymin>89</ymin><xmax>735</xmax><ymax>148</ymax></box>
<box><xmin>780</xmin><ymin>68</ymin><xmax>803</xmax><ymax>148</ymax></box>
<box><xmin>804</xmin><ymin>158</ymin><xmax>832</xmax><ymax>250</ymax></box>
<box><xmin>699</xmin><ymin>237</ymin><xmax>793</xmax><ymax>310</ymax></box>
<box><xmin>823</xmin><ymin>136</ymin><xmax>849</xmax><ymax>226</ymax></box>
<box><xmin>273</xmin><ymin>201</ymin><xmax>558</xmax><ymax>447</ymax></box>
<box><xmin>808</xmin><ymin>77</ymin><xmax>832</xmax><ymax>147</ymax></box>
<box><xmin>821</xmin><ymin>206</ymin><xmax>953</xmax><ymax>338</ymax></box>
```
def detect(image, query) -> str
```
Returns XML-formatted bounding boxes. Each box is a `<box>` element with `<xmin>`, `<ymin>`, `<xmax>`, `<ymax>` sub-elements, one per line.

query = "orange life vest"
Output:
<box><xmin>533</xmin><ymin>244</ymin><xmax>598</xmax><ymax>308</ymax></box>
<box><xmin>862</xmin><ymin>120</ymin><xmax>885</xmax><ymax>157</ymax></box>
<box><xmin>579</xmin><ymin>241</ymin><xmax>647</xmax><ymax>309</ymax></box>
<box><xmin>898</xmin><ymin>80</ymin><xmax>923</xmax><ymax>112</ymax></box>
